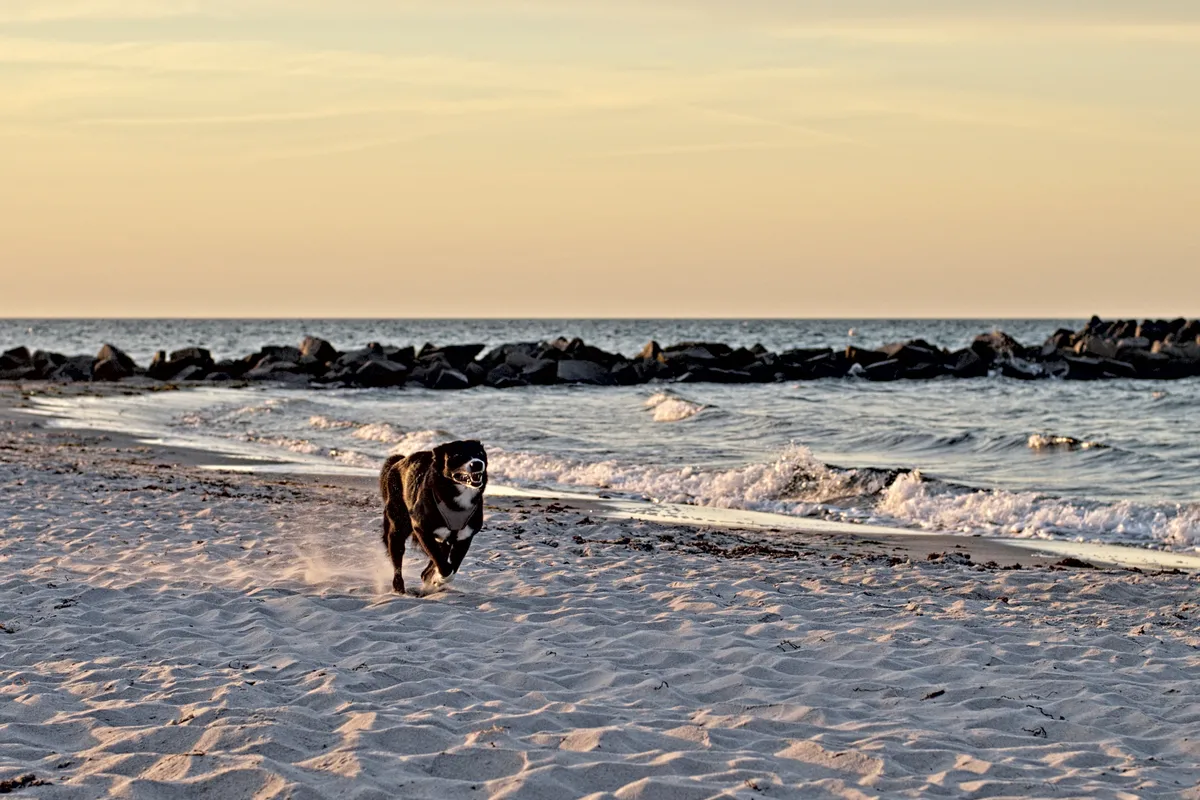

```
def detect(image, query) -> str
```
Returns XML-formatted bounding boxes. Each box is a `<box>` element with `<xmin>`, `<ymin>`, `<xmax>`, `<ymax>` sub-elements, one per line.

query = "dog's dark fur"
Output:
<box><xmin>379</xmin><ymin>440</ymin><xmax>487</xmax><ymax>595</ymax></box>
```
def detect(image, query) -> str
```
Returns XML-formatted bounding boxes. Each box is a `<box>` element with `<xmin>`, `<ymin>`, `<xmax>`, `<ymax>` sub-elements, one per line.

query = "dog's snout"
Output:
<box><xmin>466</xmin><ymin>459</ymin><xmax>485</xmax><ymax>473</ymax></box>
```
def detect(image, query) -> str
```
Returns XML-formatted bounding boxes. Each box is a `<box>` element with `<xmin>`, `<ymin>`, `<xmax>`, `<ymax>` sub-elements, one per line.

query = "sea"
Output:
<box><xmin>6</xmin><ymin>318</ymin><xmax>1198</xmax><ymax>553</ymax></box>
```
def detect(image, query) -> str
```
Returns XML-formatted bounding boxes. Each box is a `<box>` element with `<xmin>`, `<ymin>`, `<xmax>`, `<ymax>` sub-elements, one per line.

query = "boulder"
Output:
<box><xmin>948</xmin><ymin>348</ymin><xmax>988</xmax><ymax>378</ymax></box>
<box><xmin>677</xmin><ymin>367</ymin><xmax>752</xmax><ymax>384</ymax></box>
<box><xmin>171</xmin><ymin>364</ymin><xmax>208</xmax><ymax>382</ymax></box>
<box><xmin>430</xmin><ymin>367</ymin><xmax>470</xmax><ymax>391</ymax></box>
<box><xmin>1040</xmin><ymin>329</ymin><xmax>1075</xmax><ymax>358</ymax></box>
<box><xmin>881</xmin><ymin>341</ymin><xmax>945</xmax><ymax>368</ymax></box>
<box><xmin>663</xmin><ymin>342</ymin><xmax>733</xmax><ymax>361</ymax></box>
<box><xmin>205</xmin><ymin>372</ymin><xmax>234</xmax><ymax>382</ymax></box>
<box><xmin>1074</xmin><ymin>336</ymin><xmax>1117</xmax><ymax>359</ymax></box>
<box><xmin>778</xmin><ymin>347</ymin><xmax>833</xmax><ymax>366</ymax></box>
<box><xmin>844</xmin><ymin>347</ymin><xmax>889</xmax><ymax>368</ymax></box>
<box><xmin>0</xmin><ymin>347</ymin><xmax>31</xmax><ymax>371</ymax></box>
<box><xmin>353</xmin><ymin>359</ymin><xmax>408</xmax><ymax>388</ymax></box>
<box><xmin>246</xmin><ymin>361</ymin><xmax>304</xmax><ymax>380</ymax></box>
<box><xmin>169</xmin><ymin>346</ymin><xmax>215</xmax><ymax>365</ymax></box>
<box><xmin>522</xmin><ymin>359</ymin><xmax>559</xmax><ymax>385</ymax></box>
<box><xmin>1136</xmin><ymin>320</ymin><xmax>1169</xmax><ymax>342</ymax></box>
<box><xmin>212</xmin><ymin>358</ymin><xmax>251</xmax><ymax>378</ymax></box>
<box><xmin>634</xmin><ymin>341</ymin><xmax>663</xmax><ymax>362</ymax></box>
<box><xmin>299</xmin><ymin>336</ymin><xmax>338</xmax><ymax>365</ymax></box>
<box><xmin>863</xmin><ymin>359</ymin><xmax>903</xmax><ymax>382</ymax></box>
<box><xmin>50</xmin><ymin>357</ymin><xmax>93</xmax><ymax>383</ymax></box>
<box><xmin>971</xmin><ymin>331</ymin><xmax>1022</xmax><ymax>364</ymax></box>
<box><xmin>32</xmin><ymin>350</ymin><xmax>67</xmax><ymax>379</ymax></box>
<box><xmin>481</xmin><ymin>343</ymin><xmax>542</xmax><ymax>371</ymax></box>
<box><xmin>92</xmin><ymin>343</ymin><xmax>138</xmax><ymax>382</ymax></box>
<box><xmin>1000</xmin><ymin>359</ymin><xmax>1042</xmax><ymax>381</ymax></box>
<box><xmin>555</xmin><ymin>360</ymin><xmax>614</xmax><ymax>385</ymax></box>
<box><xmin>417</xmin><ymin>343</ymin><xmax>485</xmax><ymax>372</ymax></box>
<box><xmin>92</xmin><ymin>358</ymin><xmax>132</xmax><ymax>382</ymax></box>
<box><xmin>1178</xmin><ymin>319</ymin><xmax>1200</xmax><ymax>343</ymax></box>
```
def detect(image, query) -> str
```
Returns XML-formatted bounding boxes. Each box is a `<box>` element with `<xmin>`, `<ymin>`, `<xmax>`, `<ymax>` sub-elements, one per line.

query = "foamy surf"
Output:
<box><xmin>644</xmin><ymin>391</ymin><xmax>706</xmax><ymax>422</ymax></box>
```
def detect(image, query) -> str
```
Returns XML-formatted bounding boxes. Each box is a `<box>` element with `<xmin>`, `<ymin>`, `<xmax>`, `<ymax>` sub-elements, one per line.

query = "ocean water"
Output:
<box><xmin>11</xmin><ymin>318</ymin><xmax>1200</xmax><ymax>553</ymax></box>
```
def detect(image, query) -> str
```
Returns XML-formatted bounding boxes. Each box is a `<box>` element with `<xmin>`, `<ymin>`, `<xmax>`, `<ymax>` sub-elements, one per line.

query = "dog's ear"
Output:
<box><xmin>432</xmin><ymin>444</ymin><xmax>450</xmax><ymax>475</ymax></box>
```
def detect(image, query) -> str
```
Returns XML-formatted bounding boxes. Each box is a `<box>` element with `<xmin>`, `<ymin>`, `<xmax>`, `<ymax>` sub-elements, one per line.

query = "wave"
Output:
<box><xmin>489</xmin><ymin>444</ymin><xmax>1198</xmax><ymax>549</ymax></box>
<box><xmin>878</xmin><ymin>472</ymin><xmax>1199</xmax><ymax>547</ymax></box>
<box><xmin>644</xmin><ymin>392</ymin><xmax>706</xmax><ymax>422</ymax></box>
<box><xmin>1027</xmin><ymin>433</ymin><xmax>1108</xmax><ymax>451</ymax></box>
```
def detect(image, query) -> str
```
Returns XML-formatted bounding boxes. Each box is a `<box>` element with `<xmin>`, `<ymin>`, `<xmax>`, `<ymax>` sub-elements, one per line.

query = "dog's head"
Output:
<box><xmin>436</xmin><ymin>439</ymin><xmax>488</xmax><ymax>489</ymax></box>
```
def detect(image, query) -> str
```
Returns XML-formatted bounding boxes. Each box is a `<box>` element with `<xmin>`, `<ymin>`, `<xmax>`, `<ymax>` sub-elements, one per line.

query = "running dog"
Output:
<box><xmin>379</xmin><ymin>440</ymin><xmax>487</xmax><ymax>595</ymax></box>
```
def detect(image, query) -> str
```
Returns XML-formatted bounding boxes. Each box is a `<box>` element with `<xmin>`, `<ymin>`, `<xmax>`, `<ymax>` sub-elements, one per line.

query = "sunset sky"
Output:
<box><xmin>2</xmin><ymin>1</ymin><xmax>1198</xmax><ymax>318</ymax></box>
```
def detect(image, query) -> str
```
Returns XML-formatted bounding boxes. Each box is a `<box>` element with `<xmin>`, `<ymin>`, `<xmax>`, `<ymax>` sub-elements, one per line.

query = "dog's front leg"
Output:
<box><xmin>412</xmin><ymin>526</ymin><xmax>455</xmax><ymax>594</ymax></box>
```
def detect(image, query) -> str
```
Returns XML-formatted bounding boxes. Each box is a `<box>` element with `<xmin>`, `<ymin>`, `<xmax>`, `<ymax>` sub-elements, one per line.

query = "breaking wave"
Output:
<box><xmin>644</xmin><ymin>392</ymin><xmax>706</xmax><ymax>423</ymax></box>
<box><xmin>1027</xmin><ymin>433</ymin><xmax>1108</xmax><ymax>451</ymax></box>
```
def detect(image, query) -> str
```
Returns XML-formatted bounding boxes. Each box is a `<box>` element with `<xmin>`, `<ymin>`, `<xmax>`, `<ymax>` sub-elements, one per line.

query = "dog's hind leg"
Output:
<box><xmin>383</xmin><ymin>505</ymin><xmax>412</xmax><ymax>595</ymax></box>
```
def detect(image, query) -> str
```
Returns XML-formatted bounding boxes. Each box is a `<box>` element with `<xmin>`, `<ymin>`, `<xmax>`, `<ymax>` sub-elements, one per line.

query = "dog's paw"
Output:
<box><xmin>391</xmin><ymin>574</ymin><xmax>406</xmax><ymax>595</ymax></box>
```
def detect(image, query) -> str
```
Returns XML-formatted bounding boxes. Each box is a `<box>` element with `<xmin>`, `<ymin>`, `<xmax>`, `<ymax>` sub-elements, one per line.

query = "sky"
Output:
<box><xmin>2</xmin><ymin>1</ymin><xmax>1198</xmax><ymax>318</ymax></box>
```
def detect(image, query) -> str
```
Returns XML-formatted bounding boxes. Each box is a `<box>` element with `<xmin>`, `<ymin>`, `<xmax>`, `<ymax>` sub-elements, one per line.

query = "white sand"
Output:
<box><xmin>2</xmin><ymin>416</ymin><xmax>1199</xmax><ymax>798</ymax></box>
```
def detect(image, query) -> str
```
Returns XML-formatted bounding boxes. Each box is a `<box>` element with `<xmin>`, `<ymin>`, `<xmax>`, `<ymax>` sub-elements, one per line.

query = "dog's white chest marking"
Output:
<box><xmin>454</xmin><ymin>485</ymin><xmax>480</xmax><ymax>508</ymax></box>
<box><xmin>455</xmin><ymin>525</ymin><xmax>477</xmax><ymax>542</ymax></box>
<box><xmin>431</xmin><ymin>526</ymin><xmax>452</xmax><ymax>542</ymax></box>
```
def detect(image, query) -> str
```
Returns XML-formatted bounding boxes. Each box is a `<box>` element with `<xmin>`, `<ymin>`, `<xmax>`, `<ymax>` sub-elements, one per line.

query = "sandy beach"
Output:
<box><xmin>2</xmin><ymin>388</ymin><xmax>1199</xmax><ymax>798</ymax></box>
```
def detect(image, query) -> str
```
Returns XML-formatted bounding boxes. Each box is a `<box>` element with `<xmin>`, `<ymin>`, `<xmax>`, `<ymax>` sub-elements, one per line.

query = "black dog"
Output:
<box><xmin>379</xmin><ymin>440</ymin><xmax>487</xmax><ymax>595</ymax></box>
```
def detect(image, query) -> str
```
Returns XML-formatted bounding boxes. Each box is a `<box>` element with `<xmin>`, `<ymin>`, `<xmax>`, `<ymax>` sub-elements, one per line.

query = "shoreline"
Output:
<box><xmin>7</xmin><ymin>383</ymin><xmax>1198</xmax><ymax>573</ymax></box>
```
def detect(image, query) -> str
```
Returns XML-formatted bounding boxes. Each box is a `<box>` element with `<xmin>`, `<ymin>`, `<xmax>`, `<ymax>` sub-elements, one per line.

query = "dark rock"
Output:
<box><xmin>95</xmin><ymin>343</ymin><xmax>137</xmax><ymax>373</ymax></box>
<box><xmin>464</xmin><ymin>361</ymin><xmax>486</xmax><ymax>386</ymax></box>
<box><xmin>1136</xmin><ymin>320</ymin><xmax>1169</xmax><ymax>342</ymax></box>
<box><xmin>0</xmin><ymin>346</ymin><xmax>31</xmax><ymax>371</ymax></box>
<box><xmin>1115</xmin><ymin>348</ymin><xmax>1171</xmax><ymax>378</ymax></box>
<box><xmin>556</xmin><ymin>360</ymin><xmax>614</xmax><ymax>385</ymax></box>
<box><xmin>1115</xmin><ymin>337</ymin><xmax>1150</xmax><ymax>354</ymax></box>
<box><xmin>1041</xmin><ymin>329</ymin><xmax>1075</xmax><ymax>357</ymax></box>
<box><xmin>205</xmin><ymin>372</ymin><xmax>234</xmax><ymax>382</ymax></box>
<box><xmin>152</xmin><ymin>347</ymin><xmax>214</xmax><ymax>380</ymax></box>
<box><xmin>863</xmin><ymin>359</ymin><xmax>903</xmax><ymax>381</ymax></box>
<box><xmin>482</xmin><ymin>343</ymin><xmax>543</xmax><ymax>371</ymax></box>
<box><xmin>50</xmin><ymin>357</ymin><xmax>92</xmax><ymax>382</ymax></box>
<box><xmin>171</xmin><ymin>365</ymin><xmax>209</xmax><ymax>382</ymax></box>
<box><xmin>778</xmin><ymin>348</ymin><xmax>834</xmax><ymax>369</ymax></box>
<box><xmin>720</xmin><ymin>347</ymin><xmax>759</xmax><ymax>370</ymax></box>
<box><xmin>353</xmin><ymin>359</ymin><xmax>408</xmax><ymax>388</ymax></box>
<box><xmin>1000</xmin><ymin>359</ymin><xmax>1042</xmax><ymax>381</ymax></box>
<box><xmin>635</xmin><ymin>341</ymin><xmax>663</xmax><ymax>362</ymax></box>
<box><xmin>663</xmin><ymin>342</ymin><xmax>733</xmax><ymax>361</ymax></box>
<box><xmin>212</xmin><ymin>358</ymin><xmax>250</xmax><ymax>378</ymax></box>
<box><xmin>948</xmin><ymin>348</ymin><xmax>988</xmax><ymax>378</ymax></box>
<box><xmin>797</xmin><ymin>351</ymin><xmax>849</xmax><ymax>379</ymax></box>
<box><xmin>32</xmin><ymin>350</ymin><xmax>67</xmax><ymax>378</ymax></box>
<box><xmin>169</xmin><ymin>346</ymin><xmax>214</xmax><ymax>365</ymax></box>
<box><xmin>1074</xmin><ymin>336</ymin><xmax>1117</xmax><ymax>359</ymax></box>
<box><xmin>385</xmin><ymin>345</ymin><xmax>416</xmax><ymax>368</ymax></box>
<box><xmin>418</xmin><ymin>343</ymin><xmax>485</xmax><ymax>371</ymax></box>
<box><xmin>903</xmin><ymin>361</ymin><xmax>948</xmax><ymax>380</ymax></box>
<box><xmin>881</xmin><ymin>341</ymin><xmax>945</xmax><ymax>368</ymax></box>
<box><xmin>430</xmin><ymin>367</ymin><xmax>470</xmax><ymax>391</ymax></box>
<box><xmin>522</xmin><ymin>359</ymin><xmax>559</xmax><ymax>385</ymax></box>
<box><xmin>299</xmin><ymin>336</ymin><xmax>338</xmax><ymax>364</ymax></box>
<box><xmin>1061</xmin><ymin>356</ymin><xmax>1109</xmax><ymax>381</ymax></box>
<box><xmin>333</xmin><ymin>345</ymin><xmax>383</xmax><ymax>371</ymax></box>
<box><xmin>246</xmin><ymin>361</ymin><xmax>303</xmax><ymax>380</ymax></box>
<box><xmin>750</xmin><ymin>343</ymin><xmax>769</xmax><ymax>356</ymax></box>
<box><xmin>485</xmin><ymin>363</ymin><xmax>522</xmax><ymax>387</ymax></box>
<box><xmin>844</xmin><ymin>346</ymin><xmax>889</xmax><ymax>368</ymax></box>
<box><xmin>971</xmin><ymin>331</ymin><xmax>1022</xmax><ymax>364</ymax></box>
<box><xmin>677</xmin><ymin>367</ymin><xmax>753</xmax><ymax>384</ymax></box>
<box><xmin>1178</xmin><ymin>319</ymin><xmax>1200</xmax><ymax>343</ymax></box>
<box><xmin>610</xmin><ymin>362</ymin><xmax>644</xmax><ymax>385</ymax></box>
<box><xmin>92</xmin><ymin>357</ymin><xmax>132</xmax><ymax>382</ymax></box>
